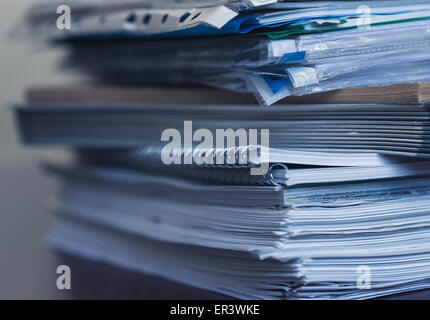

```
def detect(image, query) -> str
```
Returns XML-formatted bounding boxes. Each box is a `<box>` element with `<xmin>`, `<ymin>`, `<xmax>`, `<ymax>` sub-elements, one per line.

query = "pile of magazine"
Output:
<box><xmin>14</xmin><ymin>0</ymin><xmax>430</xmax><ymax>299</ymax></box>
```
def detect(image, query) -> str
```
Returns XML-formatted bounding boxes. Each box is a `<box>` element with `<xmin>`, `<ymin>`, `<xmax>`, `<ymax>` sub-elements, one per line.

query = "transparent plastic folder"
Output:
<box><xmin>21</xmin><ymin>0</ymin><xmax>275</xmax><ymax>39</ymax></box>
<box><xmin>19</xmin><ymin>1</ymin><xmax>430</xmax><ymax>105</ymax></box>
<box><xmin>63</xmin><ymin>19</ymin><xmax>430</xmax><ymax>68</ymax></box>
<box><xmin>58</xmin><ymin>20</ymin><xmax>430</xmax><ymax>105</ymax></box>
<box><xmin>21</xmin><ymin>0</ymin><xmax>430</xmax><ymax>39</ymax></box>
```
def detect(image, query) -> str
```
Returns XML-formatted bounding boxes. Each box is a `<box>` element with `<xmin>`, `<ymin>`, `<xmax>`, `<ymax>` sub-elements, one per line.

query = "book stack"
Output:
<box><xmin>14</xmin><ymin>0</ymin><xmax>430</xmax><ymax>299</ymax></box>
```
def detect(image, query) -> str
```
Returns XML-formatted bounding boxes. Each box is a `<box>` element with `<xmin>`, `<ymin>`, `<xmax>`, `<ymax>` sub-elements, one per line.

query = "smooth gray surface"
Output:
<box><xmin>0</xmin><ymin>0</ymin><xmax>74</xmax><ymax>299</ymax></box>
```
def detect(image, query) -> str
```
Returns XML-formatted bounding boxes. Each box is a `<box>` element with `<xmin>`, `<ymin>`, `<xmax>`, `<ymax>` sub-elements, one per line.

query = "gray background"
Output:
<box><xmin>0</xmin><ymin>0</ymin><xmax>77</xmax><ymax>299</ymax></box>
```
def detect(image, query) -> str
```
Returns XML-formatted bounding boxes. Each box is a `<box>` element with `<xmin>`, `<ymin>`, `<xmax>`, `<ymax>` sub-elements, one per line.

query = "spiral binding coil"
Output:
<box><xmin>179</xmin><ymin>167</ymin><xmax>280</xmax><ymax>186</ymax></box>
<box><xmin>131</xmin><ymin>145</ymin><xmax>264</xmax><ymax>168</ymax></box>
<box><xmin>77</xmin><ymin>146</ymin><xmax>284</xmax><ymax>186</ymax></box>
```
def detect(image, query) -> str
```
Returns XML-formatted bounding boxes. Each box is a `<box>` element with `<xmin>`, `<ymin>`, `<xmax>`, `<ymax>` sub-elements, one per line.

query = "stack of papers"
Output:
<box><xmin>13</xmin><ymin>0</ymin><xmax>430</xmax><ymax>299</ymax></box>
<box><xmin>15</xmin><ymin>99</ymin><xmax>430</xmax><ymax>160</ymax></box>
<box><xmin>15</xmin><ymin>87</ymin><xmax>430</xmax><ymax>299</ymax></box>
<box><xmin>41</xmin><ymin>155</ymin><xmax>430</xmax><ymax>299</ymax></box>
<box><xmin>21</xmin><ymin>0</ymin><xmax>430</xmax><ymax>105</ymax></box>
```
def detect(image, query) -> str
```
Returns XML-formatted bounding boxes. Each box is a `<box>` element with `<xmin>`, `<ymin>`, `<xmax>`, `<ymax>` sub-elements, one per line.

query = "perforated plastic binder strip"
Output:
<box><xmin>24</xmin><ymin>0</ymin><xmax>278</xmax><ymax>39</ymax></box>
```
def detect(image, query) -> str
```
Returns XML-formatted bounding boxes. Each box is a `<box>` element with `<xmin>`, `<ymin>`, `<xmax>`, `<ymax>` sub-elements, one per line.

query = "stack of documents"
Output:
<box><xmin>15</xmin><ymin>98</ymin><xmax>430</xmax><ymax>160</ymax></box>
<box><xmin>14</xmin><ymin>0</ymin><xmax>430</xmax><ymax>299</ymax></box>
<box><xmin>44</xmin><ymin>161</ymin><xmax>430</xmax><ymax>299</ymax></box>
<box><xmin>21</xmin><ymin>0</ymin><xmax>430</xmax><ymax>105</ymax></box>
<box><xmin>15</xmin><ymin>86</ymin><xmax>430</xmax><ymax>299</ymax></box>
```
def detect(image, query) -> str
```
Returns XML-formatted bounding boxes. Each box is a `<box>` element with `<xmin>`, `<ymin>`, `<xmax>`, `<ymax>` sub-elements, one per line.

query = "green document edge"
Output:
<box><xmin>258</xmin><ymin>16</ymin><xmax>430</xmax><ymax>40</ymax></box>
